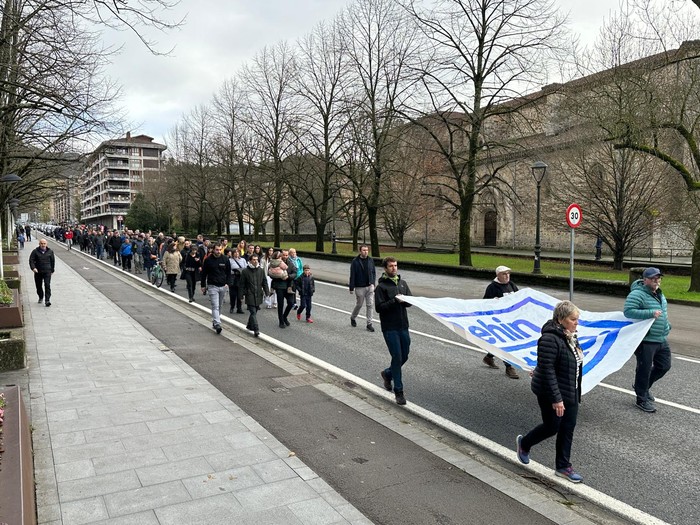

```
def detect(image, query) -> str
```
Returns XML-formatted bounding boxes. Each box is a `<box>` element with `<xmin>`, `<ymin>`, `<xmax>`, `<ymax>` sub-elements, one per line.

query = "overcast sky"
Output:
<box><xmin>100</xmin><ymin>0</ymin><xmax>673</xmax><ymax>146</ymax></box>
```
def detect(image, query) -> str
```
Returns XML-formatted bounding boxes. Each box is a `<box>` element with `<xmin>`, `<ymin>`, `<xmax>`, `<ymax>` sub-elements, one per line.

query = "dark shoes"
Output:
<box><xmin>366</xmin><ymin>324</ymin><xmax>375</xmax><ymax>332</ymax></box>
<box><xmin>236</xmin><ymin>309</ymin><xmax>244</xmax><ymax>314</ymax></box>
<box><xmin>229</xmin><ymin>307</ymin><xmax>235</xmax><ymax>313</ymax></box>
<box><xmin>214</xmin><ymin>323</ymin><xmax>222</xmax><ymax>334</ymax></box>
<box><xmin>38</xmin><ymin>298</ymin><xmax>43</xmax><ymax>304</ymax></box>
<box><xmin>254</xmin><ymin>331</ymin><xmax>260</xmax><ymax>337</ymax></box>
<box><xmin>505</xmin><ymin>366</ymin><xmax>520</xmax><ymax>379</ymax></box>
<box><xmin>395</xmin><ymin>391</ymin><xmax>406</xmax><ymax>406</ymax></box>
<box><xmin>516</xmin><ymin>435</ymin><xmax>529</xmax><ymax>464</ymax></box>
<box><xmin>45</xmin><ymin>301</ymin><xmax>51</xmax><ymax>307</ymax></box>
<box><xmin>636</xmin><ymin>400</ymin><xmax>656</xmax><ymax>413</ymax></box>
<box><xmin>279</xmin><ymin>322</ymin><xmax>286</xmax><ymax>329</ymax></box>
<box><xmin>284</xmin><ymin>318</ymin><xmax>290</xmax><ymax>326</ymax></box>
<box><xmin>380</xmin><ymin>371</ymin><xmax>392</xmax><ymax>391</ymax></box>
<box><xmin>350</xmin><ymin>318</ymin><xmax>357</xmax><ymax>327</ymax></box>
<box><xmin>483</xmin><ymin>355</ymin><xmax>499</xmax><ymax>369</ymax></box>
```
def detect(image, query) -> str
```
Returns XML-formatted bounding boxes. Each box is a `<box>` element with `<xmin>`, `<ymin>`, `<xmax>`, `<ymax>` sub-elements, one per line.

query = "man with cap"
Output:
<box><xmin>482</xmin><ymin>265</ymin><xmax>520</xmax><ymax>379</ymax></box>
<box><xmin>623</xmin><ymin>267</ymin><xmax>672</xmax><ymax>413</ymax></box>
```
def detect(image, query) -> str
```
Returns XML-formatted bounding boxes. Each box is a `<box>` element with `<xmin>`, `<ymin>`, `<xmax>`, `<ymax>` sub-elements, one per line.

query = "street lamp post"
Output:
<box><xmin>7</xmin><ymin>198</ymin><xmax>20</xmax><ymax>249</ymax></box>
<box><xmin>531</xmin><ymin>161</ymin><xmax>548</xmax><ymax>274</ymax></box>
<box><xmin>0</xmin><ymin>173</ymin><xmax>22</xmax><ymax>280</ymax></box>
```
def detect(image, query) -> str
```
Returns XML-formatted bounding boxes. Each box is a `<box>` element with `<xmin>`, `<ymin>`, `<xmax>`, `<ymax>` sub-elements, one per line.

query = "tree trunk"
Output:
<box><xmin>690</xmin><ymin>227</ymin><xmax>700</xmax><ymax>292</ymax></box>
<box><xmin>315</xmin><ymin>222</ymin><xmax>325</xmax><ymax>252</ymax></box>
<box><xmin>613</xmin><ymin>251</ymin><xmax>624</xmax><ymax>271</ymax></box>
<box><xmin>458</xmin><ymin>198</ymin><xmax>473</xmax><ymax>266</ymax></box>
<box><xmin>367</xmin><ymin>205</ymin><xmax>380</xmax><ymax>258</ymax></box>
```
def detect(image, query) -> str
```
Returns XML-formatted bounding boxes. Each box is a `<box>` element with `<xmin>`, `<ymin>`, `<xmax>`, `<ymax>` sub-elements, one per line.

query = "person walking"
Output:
<box><xmin>29</xmin><ymin>238</ymin><xmax>55</xmax><ymax>307</ymax></box>
<box><xmin>296</xmin><ymin>265</ymin><xmax>315</xmax><ymax>323</ymax></box>
<box><xmin>375</xmin><ymin>257</ymin><xmax>412</xmax><ymax>406</ymax></box>
<box><xmin>108</xmin><ymin>230</ymin><xmax>122</xmax><ymax>266</ymax></box>
<box><xmin>261</xmin><ymin>247</ymin><xmax>277</xmax><ymax>309</ymax></box>
<box><xmin>163</xmin><ymin>242</ymin><xmax>182</xmax><ymax>292</ymax></box>
<box><xmin>182</xmin><ymin>244</ymin><xmax>200</xmax><ymax>303</ymax></box>
<box><xmin>238</xmin><ymin>254</ymin><xmax>269</xmax><ymax>337</ymax></box>
<box><xmin>516</xmin><ymin>301</ymin><xmax>584</xmax><ymax>483</ymax></box>
<box><xmin>64</xmin><ymin>228</ymin><xmax>73</xmax><ymax>250</ymax></box>
<box><xmin>482</xmin><ymin>265</ymin><xmax>520</xmax><ymax>379</ymax></box>
<box><xmin>268</xmin><ymin>250</ymin><xmax>294</xmax><ymax>328</ymax></box>
<box><xmin>200</xmin><ymin>243</ymin><xmax>231</xmax><ymax>334</ymax></box>
<box><xmin>349</xmin><ymin>244</ymin><xmax>377</xmax><ymax>332</ymax></box>
<box><xmin>120</xmin><ymin>236</ymin><xmax>133</xmax><ymax>272</ymax></box>
<box><xmin>132</xmin><ymin>234</ymin><xmax>145</xmax><ymax>274</ymax></box>
<box><xmin>623</xmin><ymin>267</ymin><xmax>672</xmax><ymax>413</ymax></box>
<box><xmin>226</xmin><ymin>248</ymin><xmax>247</xmax><ymax>314</ymax></box>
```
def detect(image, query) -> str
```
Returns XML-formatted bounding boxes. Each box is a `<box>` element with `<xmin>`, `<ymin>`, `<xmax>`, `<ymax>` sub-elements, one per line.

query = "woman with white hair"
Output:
<box><xmin>516</xmin><ymin>300</ymin><xmax>585</xmax><ymax>483</ymax></box>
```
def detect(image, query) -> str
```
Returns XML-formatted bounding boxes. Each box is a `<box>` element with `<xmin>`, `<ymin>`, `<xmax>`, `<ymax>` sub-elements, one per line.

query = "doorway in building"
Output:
<box><xmin>484</xmin><ymin>211</ymin><xmax>497</xmax><ymax>246</ymax></box>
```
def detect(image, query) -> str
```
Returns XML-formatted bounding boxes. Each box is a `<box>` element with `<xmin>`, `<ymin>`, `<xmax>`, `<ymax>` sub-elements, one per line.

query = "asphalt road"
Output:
<box><xmin>58</xmin><ymin>247</ymin><xmax>700</xmax><ymax>525</ymax></box>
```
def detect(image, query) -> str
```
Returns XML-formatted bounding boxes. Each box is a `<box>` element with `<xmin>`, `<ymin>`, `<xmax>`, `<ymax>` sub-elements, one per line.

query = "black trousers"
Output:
<box><xmin>521</xmin><ymin>394</ymin><xmax>579</xmax><ymax>470</ymax></box>
<box><xmin>634</xmin><ymin>341</ymin><xmax>672</xmax><ymax>403</ymax></box>
<box><xmin>228</xmin><ymin>283</ymin><xmax>242</xmax><ymax>311</ymax></box>
<box><xmin>275</xmin><ymin>288</ymin><xmax>294</xmax><ymax>323</ymax></box>
<box><xmin>34</xmin><ymin>272</ymin><xmax>52</xmax><ymax>302</ymax></box>
<box><xmin>246</xmin><ymin>305</ymin><xmax>260</xmax><ymax>331</ymax></box>
<box><xmin>184</xmin><ymin>272</ymin><xmax>197</xmax><ymax>300</ymax></box>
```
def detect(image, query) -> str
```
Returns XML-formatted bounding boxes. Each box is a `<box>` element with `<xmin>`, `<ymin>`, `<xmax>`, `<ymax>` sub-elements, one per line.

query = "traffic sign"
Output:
<box><xmin>566</xmin><ymin>203</ymin><xmax>582</xmax><ymax>229</ymax></box>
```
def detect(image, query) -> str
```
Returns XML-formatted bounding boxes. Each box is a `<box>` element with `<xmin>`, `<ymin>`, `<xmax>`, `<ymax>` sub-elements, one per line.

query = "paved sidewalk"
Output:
<box><xmin>15</xmin><ymin>249</ymin><xmax>371</xmax><ymax>524</ymax></box>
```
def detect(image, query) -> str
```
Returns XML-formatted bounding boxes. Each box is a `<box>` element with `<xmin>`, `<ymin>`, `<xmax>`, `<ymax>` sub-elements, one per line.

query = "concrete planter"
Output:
<box><xmin>0</xmin><ymin>328</ymin><xmax>26</xmax><ymax>371</ymax></box>
<box><xmin>3</xmin><ymin>252</ymin><xmax>19</xmax><ymax>265</ymax></box>
<box><xmin>4</xmin><ymin>277</ymin><xmax>21</xmax><ymax>291</ymax></box>
<box><xmin>0</xmin><ymin>385</ymin><xmax>37</xmax><ymax>525</ymax></box>
<box><xmin>0</xmin><ymin>289</ymin><xmax>23</xmax><ymax>328</ymax></box>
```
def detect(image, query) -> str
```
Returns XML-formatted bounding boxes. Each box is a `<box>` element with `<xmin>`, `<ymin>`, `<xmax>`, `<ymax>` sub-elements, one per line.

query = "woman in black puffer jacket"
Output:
<box><xmin>516</xmin><ymin>300</ymin><xmax>585</xmax><ymax>483</ymax></box>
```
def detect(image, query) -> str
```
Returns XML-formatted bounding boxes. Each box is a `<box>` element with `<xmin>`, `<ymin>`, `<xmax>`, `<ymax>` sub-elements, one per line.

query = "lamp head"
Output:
<box><xmin>531</xmin><ymin>161</ymin><xmax>548</xmax><ymax>184</ymax></box>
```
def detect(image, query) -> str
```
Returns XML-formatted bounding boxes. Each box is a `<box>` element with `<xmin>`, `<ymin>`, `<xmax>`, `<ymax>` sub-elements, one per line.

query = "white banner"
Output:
<box><xmin>402</xmin><ymin>288</ymin><xmax>654</xmax><ymax>395</ymax></box>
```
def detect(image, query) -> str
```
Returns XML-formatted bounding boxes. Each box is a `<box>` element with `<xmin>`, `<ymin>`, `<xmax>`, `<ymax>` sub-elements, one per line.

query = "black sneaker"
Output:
<box><xmin>395</xmin><ymin>391</ymin><xmax>406</xmax><ymax>406</ymax></box>
<box><xmin>366</xmin><ymin>324</ymin><xmax>375</xmax><ymax>332</ymax></box>
<box><xmin>350</xmin><ymin>318</ymin><xmax>357</xmax><ymax>327</ymax></box>
<box><xmin>516</xmin><ymin>435</ymin><xmax>529</xmax><ymax>464</ymax></box>
<box><xmin>279</xmin><ymin>322</ymin><xmax>286</xmax><ymax>329</ymax></box>
<box><xmin>284</xmin><ymin>318</ymin><xmax>290</xmax><ymax>326</ymax></box>
<box><xmin>636</xmin><ymin>400</ymin><xmax>656</xmax><ymax>413</ymax></box>
<box><xmin>214</xmin><ymin>324</ymin><xmax>222</xmax><ymax>334</ymax></box>
<box><xmin>254</xmin><ymin>331</ymin><xmax>260</xmax><ymax>337</ymax></box>
<box><xmin>45</xmin><ymin>301</ymin><xmax>51</xmax><ymax>307</ymax></box>
<box><xmin>38</xmin><ymin>298</ymin><xmax>43</xmax><ymax>304</ymax></box>
<box><xmin>380</xmin><ymin>371</ymin><xmax>392</xmax><ymax>391</ymax></box>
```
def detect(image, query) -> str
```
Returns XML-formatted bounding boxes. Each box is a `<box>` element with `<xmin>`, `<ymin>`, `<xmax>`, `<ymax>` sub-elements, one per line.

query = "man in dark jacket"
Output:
<box><xmin>375</xmin><ymin>257</ymin><xmax>412</xmax><ymax>405</ymax></box>
<box><xmin>108</xmin><ymin>230</ymin><xmax>122</xmax><ymax>266</ymax></box>
<box><xmin>482</xmin><ymin>265</ymin><xmax>520</xmax><ymax>379</ymax></box>
<box><xmin>623</xmin><ymin>267</ymin><xmax>672</xmax><ymax>413</ymax></box>
<box><xmin>29</xmin><ymin>238</ymin><xmax>56</xmax><ymax>306</ymax></box>
<box><xmin>200</xmin><ymin>244</ymin><xmax>231</xmax><ymax>334</ymax></box>
<box><xmin>238</xmin><ymin>254</ymin><xmax>269</xmax><ymax>337</ymax></box>
<box><xmin>349</xmin><ymin>244</ymin><xmax>377</xmax><ymax>332</ymax></box>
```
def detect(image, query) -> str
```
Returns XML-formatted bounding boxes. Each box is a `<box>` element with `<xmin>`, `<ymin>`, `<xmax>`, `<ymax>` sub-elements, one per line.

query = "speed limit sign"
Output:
<box><xmin>566</xmin><ymin>203</ymin><xmax>582</xmax><ymax>229</ymax></box>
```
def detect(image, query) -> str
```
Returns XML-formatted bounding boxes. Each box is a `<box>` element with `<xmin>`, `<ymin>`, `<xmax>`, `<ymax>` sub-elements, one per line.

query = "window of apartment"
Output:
<box><xmin>143</xmin><ymin>159</ymin><xmax>160</xmax><ymax>169</ymax></box>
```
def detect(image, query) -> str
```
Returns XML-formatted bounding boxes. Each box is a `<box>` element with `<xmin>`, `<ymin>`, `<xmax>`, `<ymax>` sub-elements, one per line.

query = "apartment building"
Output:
<box><xmin>81</xmin><ymin>133</ymin><xmax>166</xmax><ymax>229</ymax></box>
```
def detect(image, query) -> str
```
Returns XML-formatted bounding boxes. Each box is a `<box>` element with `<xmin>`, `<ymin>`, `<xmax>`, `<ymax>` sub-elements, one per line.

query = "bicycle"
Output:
<box><xmin>150</xmin><ymin>260</ymin><xmax>165</xmax><ymax>288</ymax></box>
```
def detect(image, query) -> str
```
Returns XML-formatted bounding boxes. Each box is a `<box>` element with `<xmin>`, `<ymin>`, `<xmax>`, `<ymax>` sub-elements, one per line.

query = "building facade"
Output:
<box><xmin>81</xmin><ymin>133</ymin><xmax>166</xmax><ymax>230</ymax></box>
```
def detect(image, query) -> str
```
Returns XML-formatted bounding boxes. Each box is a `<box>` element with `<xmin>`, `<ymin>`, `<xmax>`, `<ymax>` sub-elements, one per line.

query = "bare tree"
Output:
<box><xmin>291</xmin><ymin>18</ymin><xmax>351</xmax><ymax>251</ymax></box>
<box><xmin>341</xmin><ymin>0</ymin><xmax>421</xmax><ymax>257</ymax></box>
<box><xmin>397</xmin><ymin>0</ymin><xmax>567</xmax><ymax>266</ymax></box>
<box><xmin>240</xmin><ymin>42</ymin><xmax>299</xmax><ymax>247</ymax></box>
<box><xmin>572</xmin><ymin>0</ymin><xmax>700</xmax><ymax>290</ymax></box>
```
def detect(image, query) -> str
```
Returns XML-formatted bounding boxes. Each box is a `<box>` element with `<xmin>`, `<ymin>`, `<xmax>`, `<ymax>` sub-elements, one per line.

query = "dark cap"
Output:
<box><xmin>642</xmin><ymin>267</ymin><xmax>663</xmax><ymax>279</ymax></box>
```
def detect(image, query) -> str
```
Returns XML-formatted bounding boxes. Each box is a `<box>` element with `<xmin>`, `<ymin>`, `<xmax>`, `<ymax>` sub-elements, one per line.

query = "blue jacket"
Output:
<box><xmin>623</xmin><ymin>280</ymin><xmax>671</xmax><ymax>343</ymax></box>
<box><xmin>349</xmin><ymin>255</ymin><xmax>376</xmax><ymax>291</ymax></box>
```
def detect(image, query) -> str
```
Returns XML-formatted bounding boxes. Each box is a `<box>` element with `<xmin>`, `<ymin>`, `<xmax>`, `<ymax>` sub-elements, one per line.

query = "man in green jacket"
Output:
<box><xmin>623</xmin><ymin>267</ymin><xmax>672</xmax><ymax>413</ymax></box>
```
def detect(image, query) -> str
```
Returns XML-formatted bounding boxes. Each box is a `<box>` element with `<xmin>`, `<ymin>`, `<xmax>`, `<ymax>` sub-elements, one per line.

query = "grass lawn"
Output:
<box><xmin>286</xmin><ymin>241</ymin><xmax>699</xmax><ymax>303</ymax></box>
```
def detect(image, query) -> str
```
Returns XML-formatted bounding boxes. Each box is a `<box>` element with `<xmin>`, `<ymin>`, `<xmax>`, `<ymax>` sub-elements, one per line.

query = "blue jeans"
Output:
<box><xmin>634</xmin><ymin>341</ymin><xmax>671</xmax><ymax>403</ymax></box>
<box><xmin>382</xmin><ymin>329</ymin><xmax>411</xmax><ymax>393</ymax></box>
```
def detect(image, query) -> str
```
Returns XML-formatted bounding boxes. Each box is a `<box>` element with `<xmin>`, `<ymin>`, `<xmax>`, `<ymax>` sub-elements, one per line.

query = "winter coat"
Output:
<box><xmin>530</xmin><ymin>320</ymin><xmax>582</xmax><ymax>405</ymax></box>
<box><xmin>375</xmin><ymin>273</ymin><xmax>412</xmax><ymax>332</ymax></box>
<box><xmin>623</xmin><ymin>279</ymin><xmax>671</xmax><ymax>343</ymax></box>
<box><xmin>29</xmin><ymin>247</ymin><xmax>55</xmax><ymax>273</ymax></box>
<box><xmin>200</xmin><ymin>254</ymin><xmax>231</xmax><ymax>287</ymax></box>
<box><xmin>162</xmin><ymin>250</ymin><xmax>182</xmax><ymax>275</ymax></box>
<box><xmin>483</xmin><ymin>280</ymin><xmax>518</xmax><ymax>299</ymax></box>
<box><xmin>298</xmin><ymin>274</ymin><xmax>315</xmax><ymax>297</ymax></box>
<box><xmin>239</xmin><ymin>265</ymin><xmax>270</xmax><ymax>307</ymax></box>
<box><xmin>349</xmin><ymin>255</ymin><xmax>376</xmax><ymax>290</ymax></box>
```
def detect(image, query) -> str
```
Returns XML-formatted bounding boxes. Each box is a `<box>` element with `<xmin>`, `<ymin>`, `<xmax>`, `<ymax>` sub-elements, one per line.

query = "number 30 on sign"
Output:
<box><xmin>566</xmin><ymin>203</ymin><xmax>582</xmax><ymax>229</ymax></box>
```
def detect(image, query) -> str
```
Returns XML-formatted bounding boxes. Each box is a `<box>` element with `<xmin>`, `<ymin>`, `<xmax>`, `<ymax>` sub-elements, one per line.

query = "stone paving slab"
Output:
<box><xmin>16</xmin><ymin>247</ymin><xmax>370</xmax><ymax>524</ymax></box>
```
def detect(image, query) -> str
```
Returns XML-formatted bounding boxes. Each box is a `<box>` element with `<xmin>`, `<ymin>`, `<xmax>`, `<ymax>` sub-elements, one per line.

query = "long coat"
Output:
<box><xmin>162</xmin><ymin>250</ymin><xmax>182</xmax><ymax>275</ymax></box>
<box><xmin>239</xmin><ymin>265</ymin><xmax>270</xmax><ymax>307</ymax></box>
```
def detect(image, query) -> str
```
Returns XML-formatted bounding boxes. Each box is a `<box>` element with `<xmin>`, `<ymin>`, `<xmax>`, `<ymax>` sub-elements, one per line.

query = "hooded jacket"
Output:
<box><xmin>623</xmin><ymin>279</ymin><xmax>671</xmax><ymax>343</ymax></box>
<box><xmin>530</xmin><ymin>320</ymin><xmax>582</xmax><ymax>405</ymax></box>
<box><xmin>375</xmin><ymin>273</ymin><xmax>412</xmax><ymax>332</ymax></box>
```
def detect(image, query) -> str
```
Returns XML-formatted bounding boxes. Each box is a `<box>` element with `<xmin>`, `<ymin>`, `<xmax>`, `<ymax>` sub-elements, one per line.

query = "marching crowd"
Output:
<box><xmin>25</xmin><ymin>225</ymin><xmax>673</xmax><ymax>487</ymax></box>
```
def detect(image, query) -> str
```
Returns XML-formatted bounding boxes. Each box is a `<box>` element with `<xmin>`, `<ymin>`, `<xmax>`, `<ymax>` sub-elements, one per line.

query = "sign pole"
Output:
<box><xmin>565</xmin><ymin>203</ymin><xmax>583</xmax><ymax>303</ymax></box>
<box><xmin>570</xmin><ymin>228</ymin><xmax>575</xmax><ymax>302</ymax></box>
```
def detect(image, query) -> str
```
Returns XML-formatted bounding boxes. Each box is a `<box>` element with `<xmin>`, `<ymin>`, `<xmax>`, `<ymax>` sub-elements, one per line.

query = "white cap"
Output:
<box><xmin>495</xmin><ymin>265</ymin><xmax>511</xmax><ymax>274</ymax></box>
